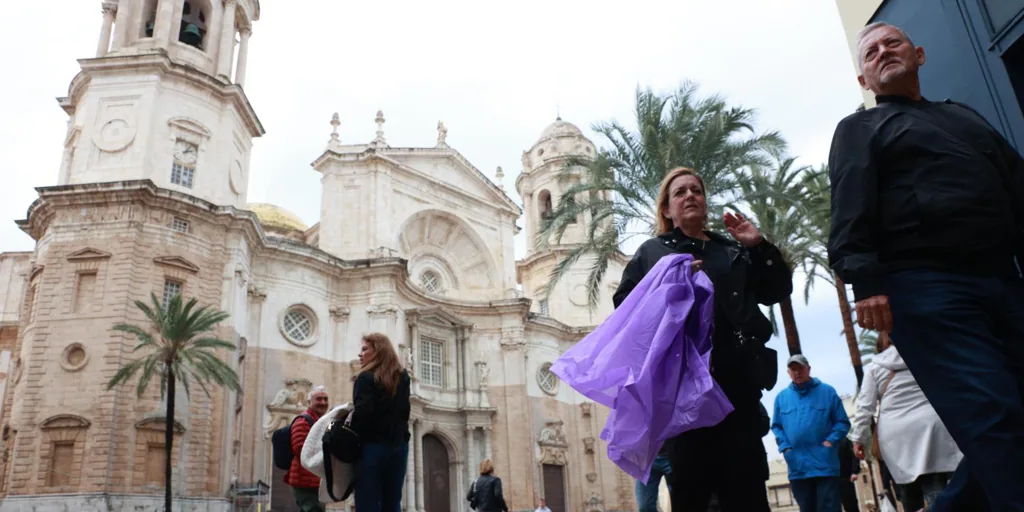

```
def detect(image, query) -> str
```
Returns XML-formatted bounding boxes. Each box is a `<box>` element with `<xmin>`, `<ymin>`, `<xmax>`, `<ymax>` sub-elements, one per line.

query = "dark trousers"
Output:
<box><xmin>355</xmin><ymin>441</ymin><xmax>409</xmax><ymax>512</ymax></box>
<box><xmin>887</xmin><ymin>269</ymin><xmax>1024</xmax><ymax>511</ymax></box>
<box><xmin>897</xmin><ymin>472</ymin><xmax>954</xmax><ymax>512</ymax></box>
<box><xmin>791</xmin><ymin>477</ymin><xmax>841</xmax><ymax>512</ymax></box>
<box><xmin>840</xmin><ymin>477</ymin><xmax>859</xmax><ymax>512</ymax></box>
<box><xmin>292</xmin><ymin>486</ymin><xmax>326</xmax><ymax>512</ymax></box>
<box><xmin>668</xmin><ymin>402</ymin><xmax>770</xmax><ymax>512</ymax></box>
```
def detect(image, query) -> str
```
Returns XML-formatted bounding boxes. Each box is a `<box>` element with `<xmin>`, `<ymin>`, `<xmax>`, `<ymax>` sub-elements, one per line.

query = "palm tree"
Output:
<box><xmin>799</xmin><ymin>166</ymin><xmax>865</xmax><ymax>387</ymax></box>
<box><xmin>106</xmin><ymin>293</ymin><xmax>241</xmax><ymax>512</ymax></box>
<box><xmin>538</xmin><ymin>82</ymin><xmax>786</xmax><ymax>308</ymax></box>
<box><xmin>736</xmin><ymin>156</ymin><xmax>812</xmax><ymax>355</ymax></box>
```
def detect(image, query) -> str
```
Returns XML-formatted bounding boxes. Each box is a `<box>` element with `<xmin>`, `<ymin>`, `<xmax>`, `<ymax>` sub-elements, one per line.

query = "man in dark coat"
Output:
<box><xmin>838</xmin><ymin>437</ymin><xmax>861</xmax><ymax>512</ymax></box>
<box><xmin>827</xmin><ymin>21</ymin><xmax>1024</xmax><ymax>510</ymax></box>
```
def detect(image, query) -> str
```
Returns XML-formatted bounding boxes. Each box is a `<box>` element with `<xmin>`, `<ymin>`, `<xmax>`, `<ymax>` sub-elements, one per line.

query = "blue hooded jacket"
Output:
<box><xmin>771</xmin><ymin>378</ymin><xmax>851</xmax><ymax>480</ymax></box>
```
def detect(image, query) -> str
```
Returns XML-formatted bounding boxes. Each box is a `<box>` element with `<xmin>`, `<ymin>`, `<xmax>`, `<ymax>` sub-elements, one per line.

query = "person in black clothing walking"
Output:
<box><xmin>467</xmin><ymin>459</ymin><xmax>509</xmax><ymax>512</ymax></box>
<box><xmin>828</xmin><ymin>21</ymin><xmax>1024</xmax><ymax>511</ymax></box>
<box><xmin>352</xmin><ymin>332</ymin><xmax>411</xmax><ymax>512</ymax></box>
<box><xmin>614</xmin><ymin>167</ymin><xmax>792</xmax><ymax>512</ymax></box>
<box><xmin>837</xmin><ymin>437</ymin><xmax>861</xmax><ymax>512</ymax></box>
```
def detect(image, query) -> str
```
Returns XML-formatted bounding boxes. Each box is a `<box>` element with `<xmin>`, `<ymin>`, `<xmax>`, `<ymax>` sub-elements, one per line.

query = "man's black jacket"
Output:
<box><xmin>828</xmin><ymin>96</ymin><xmax>1024</xmax><ymax>300</ymax></box>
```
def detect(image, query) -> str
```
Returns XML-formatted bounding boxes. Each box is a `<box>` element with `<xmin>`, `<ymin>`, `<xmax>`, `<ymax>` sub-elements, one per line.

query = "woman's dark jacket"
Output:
<box><xmin>613</xmin><ymin>229</ymin><xmax>793</xmax><ymax>400</ymax></box>
<box><xmin>467</xmin><ymin>474</ymin><xmax>509</xmax><ymax>512</ymax></box>
<box><xmin>351</xmin><ymin>370</ymin><xmax>411</xmax><ymax>445</ymax></box>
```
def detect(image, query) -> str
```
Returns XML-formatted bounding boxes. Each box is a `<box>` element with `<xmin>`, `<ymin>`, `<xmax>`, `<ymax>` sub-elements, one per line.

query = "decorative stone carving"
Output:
<box><xmin>366</xmin><ymin>303</ymin><xmax>399</xmax><ymax>316</ymax></box>
<box><xmin>475</xmin><ymin>361</ymin><xmax>489</xmax><ymax>389</ymax></box>
<box><xmin>585</xmin><ymin>492</ymin><xmax>604</xmax><ymax>512</ymax></box>
<box><xmin>580</xmin><ymin>402</ymin><xmax>592</xmax><ymax>417</ymax></box>
<box><xmin>329</xmin><ymin>305</ymin><xmax>350</xmax><ymax>320</ymax></box>
<box><xmin>583</xmin><ymin>437</ymin><xmax>595</xmax><ymax>454</ymax></box>
<box><xmin>586</xmin><ymin>472</ymin><xmax>598</xmax><ymax>483</ymax></box>
<box><xmin>539</xmin><ymin>420</ymin><xmax>567</xmax><ymax>445</ymax></box>
<box><xmin>66</xmin><ymin>248</ymin><xmax>112</xmax><ymax>261</ymax></box>
<box><xmin>538</xmin><ymin>420</ymin><xmax>568</xmax><ymax>465</ymax></box>
<box><xmin>436</xmin><ymin>121</ymin><xmax>447</xmax><ymax>146</ymax></box>
<box><xmin>247</xmin><ymin>284</ymin><xmax>267</xmax><ymax>301</ymax></box>
<box><xmin>153</xmin><ymin>255</ymin><xmax>200</xmax><ymax>274</ymax></box>
<box><xmin>263</xmin><ymin>378</ymin><xmax>312</xmax><ymax>437</ymax></box>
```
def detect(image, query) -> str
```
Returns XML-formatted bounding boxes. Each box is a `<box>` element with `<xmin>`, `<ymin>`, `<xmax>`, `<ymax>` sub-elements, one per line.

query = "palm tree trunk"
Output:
<box><xmin>779</xmin><ymin>297</ymin><xmax>802</xmax><ymax>355</ymax></box>
<box><xmin>165</xmin><ymin>368</ymin><xmax>174</xmax><ymax>512</ymax></box>
<box><xmin>835</xmin><ymin>275</ymin><xmax>864</xmax><ymax>387</ymax></box>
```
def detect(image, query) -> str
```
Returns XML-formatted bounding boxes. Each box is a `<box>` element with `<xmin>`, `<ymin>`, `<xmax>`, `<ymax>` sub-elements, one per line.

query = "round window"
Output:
<box><xmin>280</xmin><ymin>306</ymin><xmax>317</xmax><ymax>346</ymax></box>
<box><xmin>537</xmin><ymin>363</ymin><xmax>559</xmax><ymax>395</ymax></box>
<box><xmin>421</xmin><ymin>271</ymin><xmax>443</xmax><ymax>295</ymax></box>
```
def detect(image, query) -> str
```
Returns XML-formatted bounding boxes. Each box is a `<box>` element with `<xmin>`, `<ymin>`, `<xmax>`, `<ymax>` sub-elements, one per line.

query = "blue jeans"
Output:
<box><xmin>355</xmin><ymin>442</ymin><xmax>409</xmax><ymax>512</ymax></box>
<box><xmin>635</xmin><ymin>454</ymin><xmax>672</xmax><ymax>512</ymax></box>
<box><xmin>886</xmin><ymin>270</ymin><xmax>1024</xmax><ymax>511</ymax></box>
<box><xmin>790</xmin><ymin>477</ymin><xmax>841</xmax><ymax>512</ymax></box>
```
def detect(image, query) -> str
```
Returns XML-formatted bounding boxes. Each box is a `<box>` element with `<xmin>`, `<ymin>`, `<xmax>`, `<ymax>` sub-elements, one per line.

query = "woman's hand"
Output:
<box><xmin>692</xmin><ymin>259</ymin><xmax>703</xmax><ymax>274</ymax></box>
<box><xmin>853</xmin><ymin>442</ymin><xmax>866</xmax><ymax>460</ymax></box>
<box><xmin>724</xmin><ymin>212</ymin><xmax>763</xmax><ymax>247</ymax></box>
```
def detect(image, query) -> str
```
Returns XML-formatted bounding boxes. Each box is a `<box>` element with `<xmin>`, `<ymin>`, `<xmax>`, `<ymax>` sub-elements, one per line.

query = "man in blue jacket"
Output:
<box><xmin>772</xmin><ymin>355</ymin><xmax>851</xmax><ymax>512</ymax></box>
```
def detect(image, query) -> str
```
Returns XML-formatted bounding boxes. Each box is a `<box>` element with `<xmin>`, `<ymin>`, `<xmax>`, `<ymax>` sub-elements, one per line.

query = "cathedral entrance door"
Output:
<box><xmin>542</xmin><ymin>464</ymin><xmax>566</xmax><ymax>512</ymax></box>
<box><xmin>423</xmin><ymin>434</ymin><xmax>451</xmax><ymax>512</ymax></box>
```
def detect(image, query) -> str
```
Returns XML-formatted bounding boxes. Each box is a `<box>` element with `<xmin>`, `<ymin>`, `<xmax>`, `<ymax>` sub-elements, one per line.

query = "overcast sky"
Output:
<box><xmin>1</xmin><ymin>0</ymin><xmax>867</xmax><ymax>458</ymax></box>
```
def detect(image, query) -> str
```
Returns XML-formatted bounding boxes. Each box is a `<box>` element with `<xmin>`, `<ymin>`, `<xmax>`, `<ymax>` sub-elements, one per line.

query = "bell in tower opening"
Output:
<box><xmin>178</xmin><ymin>1</ymin><xmax>208</xmax><ymax>49</ymax></box>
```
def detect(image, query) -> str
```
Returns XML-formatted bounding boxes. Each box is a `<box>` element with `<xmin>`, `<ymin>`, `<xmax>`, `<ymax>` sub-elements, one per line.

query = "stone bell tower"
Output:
<box><xmin>57</xmin><ymin>0</ymin><xmax>264</xmax><ymax>208</ymax></box>
<box><xmin>515</xmin><ymin>118</ymin><xmax>626</xmax><ymax>326</ymax></box>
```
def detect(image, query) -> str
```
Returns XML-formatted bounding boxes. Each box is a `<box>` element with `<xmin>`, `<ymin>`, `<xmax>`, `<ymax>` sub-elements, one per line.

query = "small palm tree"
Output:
<box><xmin>106</xmin><ymin>293</ymin><xmax>241</xmax><ymax>512</ymax></box>
<box><xmin>737</xmin><ymin>156</ymin><xmax>812</xmax><ymax>355</ymax></box>
<box><xmin>799</xmin><ymin>166</ymin><xmax>865</xmax><ymax>387</ymax></box>
<box><xmin>539</xmin><ymin>82</ymin><xmax>785</xmax><ymax>308</ymax></box>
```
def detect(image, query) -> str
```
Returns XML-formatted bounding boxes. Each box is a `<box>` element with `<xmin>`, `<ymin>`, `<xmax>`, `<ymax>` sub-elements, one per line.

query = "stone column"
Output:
<box><xmin>235</xmin><ymin>27</ymin><xmax>252</xmax><ymax>87</ymax></box>
<box><xmin>461</xmin><ymin>328</ymin><xmax>471</xmax><ymax>406</ymax></box>
<box><xmin>97</xmin><ymin>3</ymin><xmax>117</xmax><ymax>57</ymax></box>
<box><xmin>483</xmin><ymin>426</ymin><xmax>493</xmax><ymax>461</ymax></box>
<box><xmin>466</xmin><ymin>426</ymin><xmax>477</xmax><ymax>487</ymax></box>
<box><xmin>217</xmin><ymin>0</ymin><xmax>238</xmax><ymax>80</ymax></box>
<box><xmin>151</xmin><ymin>0</ymin><xmax>175</xmax><ymax>48</ymax></box>
<box><xmin>414</xmin><ymin>419</ymin><xmax>425</xmax><ymax>512</ymax></box>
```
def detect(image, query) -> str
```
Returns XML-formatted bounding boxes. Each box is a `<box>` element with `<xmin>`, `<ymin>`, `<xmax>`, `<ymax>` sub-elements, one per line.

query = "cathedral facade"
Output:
<box><xmin>0</xmin><ymin>1</ymin><xmax>633</xmax><ymax>511</ymax></box>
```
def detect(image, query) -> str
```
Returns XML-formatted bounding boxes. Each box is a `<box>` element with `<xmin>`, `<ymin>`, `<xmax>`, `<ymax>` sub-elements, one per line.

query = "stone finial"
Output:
<box><xmin>372</xmin><ymin>109</ymin><xmax>387</xmax><ymax>147</ymax></box>
<box><xmin>436</xmin><ymin>121</ymin><xmax>448</xmax><ymax>146</ymax></box>
<box><xmin>328</xmin><ymin>112</ymin><xmax>340</xmax><ymax>145</ymax></box>
<box><xmin>495</xmin><ymin>166</ymin><xmax>504</xmax><ymax>191</ymax></box>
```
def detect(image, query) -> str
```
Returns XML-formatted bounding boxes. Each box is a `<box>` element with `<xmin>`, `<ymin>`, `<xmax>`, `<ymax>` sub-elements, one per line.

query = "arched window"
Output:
<box><xmin>421</xmin><ymin>271</ymin><xmax>444</xmax><ymax>295</ymax></box>
<box><xmin>178</xmin><ymin>1</ymin><xmax>209</xmax><ymax>50</ymax></box>
<box><xmin>538</xmin><ymin>190</ymin><xmax>553</xmax><ymax>220</ymax></box>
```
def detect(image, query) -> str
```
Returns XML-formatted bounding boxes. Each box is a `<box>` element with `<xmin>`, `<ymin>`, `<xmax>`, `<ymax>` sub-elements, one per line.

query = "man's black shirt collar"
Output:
<box><xmin>875</xmin><ymin>94</ymin><xmax>929</xmax><ymax>105</ymax></box>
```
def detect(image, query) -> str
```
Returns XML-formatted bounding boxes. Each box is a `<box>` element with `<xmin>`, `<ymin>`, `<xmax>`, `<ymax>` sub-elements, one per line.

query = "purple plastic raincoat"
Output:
<box><xmin>550</xmin><ymin>253</ymin><xmax>733</xmax><ymax>481</ymax></box>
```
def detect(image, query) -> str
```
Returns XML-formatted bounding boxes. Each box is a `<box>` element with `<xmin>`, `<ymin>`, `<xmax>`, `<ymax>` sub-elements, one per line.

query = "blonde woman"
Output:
<box><xmin>467</xmin><ymin>459</ymin><xmax>509</xmax><ymax>512</ymax></box>
<box><xmin>352</xmin><ymin>333</ymin><xmax>412</xmax><ymax>512</ymax></box>
<box><xmin>613</xmin><ymin>167</ymin><xmax>792</xmax><ymax>512</ymax></box>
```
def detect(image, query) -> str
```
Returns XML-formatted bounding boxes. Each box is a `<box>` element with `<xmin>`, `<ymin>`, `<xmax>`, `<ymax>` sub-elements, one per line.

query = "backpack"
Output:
<box><xmin>271</xmin><ymin>414</ymin><xmax>313</xmax><ymax>470</ymax></box>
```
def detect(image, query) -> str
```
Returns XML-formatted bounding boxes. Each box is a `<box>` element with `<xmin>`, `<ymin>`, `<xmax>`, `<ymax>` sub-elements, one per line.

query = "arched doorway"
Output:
<box><xmin>423</xmin><ymin>434</ymin><xmax>451</xmax><ymax>512</ymax></box>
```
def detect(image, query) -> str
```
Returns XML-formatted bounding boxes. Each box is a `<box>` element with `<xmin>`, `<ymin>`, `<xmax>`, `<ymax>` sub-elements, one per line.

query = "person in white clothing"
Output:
<box><xmin>849</xmin><ymin>344</ymin><xmax>963</xmax><ymax>511</ymax></box>
<box><xmin>534</xmin><ymin>498</ymin><xmax>552</xmax><ymax>512</ymax></box>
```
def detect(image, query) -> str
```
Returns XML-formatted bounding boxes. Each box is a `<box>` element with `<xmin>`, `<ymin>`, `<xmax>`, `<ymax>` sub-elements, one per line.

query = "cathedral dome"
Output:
<box><xmin>536</xmin><ymin>118</ymin><xmax>584</xmax><ymax>144</ymax></box>
<box><xmin>248</xmin><ymin>203</ymin><xmax>309</xmax><ymax>235</ymax></box>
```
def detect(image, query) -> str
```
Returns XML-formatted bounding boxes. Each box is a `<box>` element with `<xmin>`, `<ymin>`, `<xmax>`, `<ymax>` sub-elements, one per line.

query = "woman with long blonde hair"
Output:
<box><xmin>351</xmin><ymin>332</ymin><xmax>411</xmax><ymax>512</ymax></box>
<box><xmin>467</xmin><ymin>459</ymin><xmax>509</xmax><ymax>512</ymax></box>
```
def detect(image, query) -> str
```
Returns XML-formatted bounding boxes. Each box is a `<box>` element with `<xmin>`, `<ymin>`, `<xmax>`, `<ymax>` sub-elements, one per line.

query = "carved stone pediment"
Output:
<box><xmin>153</xmin><ymin>255</ymin><xmax>200</xmax><ymax>274</ymax></box>
<box><xmin>263</xmin><ymin>378</ymin><xmax>312</xmax><ymax>437</ymax></box>
<box><xmin>66</xmin><ymin>248</ymin><xmax>112</xmax><ymax>261</ymax></box>
<box><xmin>40</xmin><ymin>414</ymin><xmax>91</xmax><ymax>430</ymax></box>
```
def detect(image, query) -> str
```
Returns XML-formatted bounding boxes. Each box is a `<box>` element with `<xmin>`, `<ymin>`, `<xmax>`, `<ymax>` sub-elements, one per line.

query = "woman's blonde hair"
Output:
<box><xmin>654</xmin><ymin>167</ymin><xmax>707</xmax><ymax>235</ymax></box>
<box><xmin>359</xmin><ymin>332</ymin><xmax>404</xmax><ymax>397</ymax></box>
<box><xmin>479</xmin><ymin>458</ymin><xmax>495</xmax><ymax>475</ymax></box>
